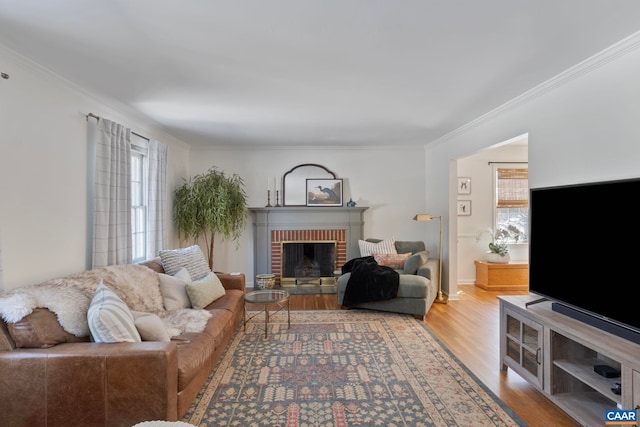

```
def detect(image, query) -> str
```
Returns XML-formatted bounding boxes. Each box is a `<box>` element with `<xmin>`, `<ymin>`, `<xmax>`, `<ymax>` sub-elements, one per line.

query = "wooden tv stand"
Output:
<box><xmin>498</xmin><ymin>295</ymin><xmax>640</xmax><ymax>426</ymax></box>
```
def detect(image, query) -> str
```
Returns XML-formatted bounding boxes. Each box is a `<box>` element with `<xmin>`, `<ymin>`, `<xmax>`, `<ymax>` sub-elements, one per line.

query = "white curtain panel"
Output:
<box><xmin>93</xmin><ymin>119</ymin><xmax>132</xmax><ymax>268</ymax></box>
<box><xmin>146</xmin><ymin>139</ymin><xmax>168</xmax><ymax>259</ymax></box>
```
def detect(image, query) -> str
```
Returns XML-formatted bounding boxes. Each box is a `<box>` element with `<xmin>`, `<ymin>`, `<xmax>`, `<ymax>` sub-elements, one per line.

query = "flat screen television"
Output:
<box><xmin>529</xmin><ymin>177</ymin><xmax>640</xmax><ymax>344</ymax></box>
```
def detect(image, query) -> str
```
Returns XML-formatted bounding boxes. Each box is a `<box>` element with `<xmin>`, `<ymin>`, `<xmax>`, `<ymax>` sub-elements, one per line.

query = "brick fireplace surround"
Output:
<box><xmin>272</xmin><ymin>229</ymin><xmax>346</xmax><ymax>283</ymax></box>
<box><xmin>249</xmin><ymin>207</ymin><xmax>367</xmax><ymax>287</ymax></box>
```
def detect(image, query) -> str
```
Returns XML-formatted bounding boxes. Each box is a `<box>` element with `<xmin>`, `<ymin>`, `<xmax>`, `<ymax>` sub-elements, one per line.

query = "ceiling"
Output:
<box><xmin>1</xmin><ymin>1</ymin><xmax>640</xmax><ymax>147</ymax></box>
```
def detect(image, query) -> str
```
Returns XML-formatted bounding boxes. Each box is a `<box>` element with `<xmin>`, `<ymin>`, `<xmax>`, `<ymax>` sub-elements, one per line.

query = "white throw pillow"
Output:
<box><xmin>159</xmin><ymin>245</ymin><xmax>211</xmax><ymax>280</ymax></box>
<box><xmin>358</xmin><ymin>238</ymin><xmax>397</xmax><ymax>257</ymax></box>
<box><xmin>131</xmin><ymin>311</ymin><xmax>170</xmax><ymax>342</ymax></box>
<box><xmin>87</xmin><ymin>281</ymin><xmax>141</xmax><ymax>343</ymax></box>
<box><xmin>185</xmin><ymin>272</ymin><xmax>226</xmax><ymax>309</ymax></box>
<box><xmin>158</xmin><ymin>267</ymin><xmax>192</xmax><ymax>310</ymax></box>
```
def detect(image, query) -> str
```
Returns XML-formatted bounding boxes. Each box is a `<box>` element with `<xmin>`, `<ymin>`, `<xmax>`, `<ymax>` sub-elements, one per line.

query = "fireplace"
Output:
<box><xmin>249</xmin><ymin>206</ymin><xmax>367</xmax><ymax>288</ymax></box>
<box><xmin>281</xmin><ymin>241</ymin><xmax>336</xmax><ymax>286</ymax></box>
<box><xmin>271</xmin><ymin>229</ymin><xmax>345</xmax><ymax>287</ymax></box>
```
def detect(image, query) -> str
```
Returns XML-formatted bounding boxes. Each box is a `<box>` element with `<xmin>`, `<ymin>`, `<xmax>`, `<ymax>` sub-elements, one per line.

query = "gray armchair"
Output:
<box><xmin>337</xmin><ymin>239</ymin><xmax>439</xmax><ymax>319</ymax></box>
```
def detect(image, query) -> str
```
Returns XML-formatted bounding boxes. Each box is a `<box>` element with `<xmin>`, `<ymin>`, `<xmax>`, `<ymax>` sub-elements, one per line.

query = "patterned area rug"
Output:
<box><xmin>183</xmin><ymin>310</ymin><xmax>525</xmax><ymax>426</ymax></box>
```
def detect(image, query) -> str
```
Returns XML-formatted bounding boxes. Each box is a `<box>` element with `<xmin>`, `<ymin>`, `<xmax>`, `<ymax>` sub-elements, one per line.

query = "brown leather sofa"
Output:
<box><xmin>0</xmin><ymin>258</ymin><xmax>245</xmax><ymax>427</ymax></box>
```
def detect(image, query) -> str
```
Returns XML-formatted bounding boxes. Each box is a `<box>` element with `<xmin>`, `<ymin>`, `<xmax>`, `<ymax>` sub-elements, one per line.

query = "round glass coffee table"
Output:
<box><xmin>244</xmin><ymin>289</ymin><xmax>290</xmax><ymax>338</ymax></box>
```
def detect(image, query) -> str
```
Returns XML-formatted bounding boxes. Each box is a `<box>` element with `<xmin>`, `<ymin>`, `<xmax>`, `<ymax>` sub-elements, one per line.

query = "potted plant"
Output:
<box><xmin>173</xmin><ymin>166</ymin><xmax>247</xmax><ymax>269</ymax></box>
<box><xmin>487</xmin><ymin>240</ymin><xmax>510</xmax><ymax>263</ymax></box>
<box><xmin>476</xmin><ymin>228</ymin><xmax>511</xmax><ymax>263</ymax></box>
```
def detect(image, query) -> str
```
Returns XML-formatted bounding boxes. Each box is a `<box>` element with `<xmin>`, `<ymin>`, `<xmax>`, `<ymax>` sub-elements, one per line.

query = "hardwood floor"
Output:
<box><xmin>279</xmin><ymin>284</ymin><xmax>581</xmax><ymax>427</ymax></box>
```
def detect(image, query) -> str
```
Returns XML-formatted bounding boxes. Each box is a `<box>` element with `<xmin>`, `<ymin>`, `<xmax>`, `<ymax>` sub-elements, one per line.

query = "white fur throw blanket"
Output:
<box><xmin>0</xmin><ymin>264</ymin><xmax>211</xmax><ymax>338</ymax></box>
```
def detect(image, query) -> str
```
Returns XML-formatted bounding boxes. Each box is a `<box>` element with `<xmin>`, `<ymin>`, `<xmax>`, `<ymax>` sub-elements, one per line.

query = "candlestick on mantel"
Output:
<box><xmin>275</xmin><ymin>189</ymin><xmax>281</xmax><ymax>207</ymax></box>
<box><xmin>265</xmin><ymin>189</ymin><xmax>272</xmax><ymax>207</ymax></box>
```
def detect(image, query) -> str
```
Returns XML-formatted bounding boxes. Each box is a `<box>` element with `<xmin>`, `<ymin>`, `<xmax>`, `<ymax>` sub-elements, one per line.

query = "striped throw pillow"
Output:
<box><xmin>159</xmin><ymin>245</ymin><xmax>211</xmax><ymax>280</ymax></box>
<box><xmin>358</xmin><ymin>238</ymin><xmax>397</xmax><ymax>257</ymax></box>
<box><xmin>87</xmin><ymin>281</ymin><xmax>141</xmax><ymax>343</ymax></box>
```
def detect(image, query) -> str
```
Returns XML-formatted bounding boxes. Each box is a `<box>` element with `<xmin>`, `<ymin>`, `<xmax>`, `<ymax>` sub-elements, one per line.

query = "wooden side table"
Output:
<box><xmin>474</xmin><ymin>260</ymin><xmax>528</xmax><ymax>291</ymax></box>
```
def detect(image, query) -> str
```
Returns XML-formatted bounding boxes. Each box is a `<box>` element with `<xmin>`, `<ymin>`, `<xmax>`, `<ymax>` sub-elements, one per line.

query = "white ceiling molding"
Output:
<box><xmin>430</xmin><ymin>30</ymin><xmax>640</xmax><ymax>148</ymax></box>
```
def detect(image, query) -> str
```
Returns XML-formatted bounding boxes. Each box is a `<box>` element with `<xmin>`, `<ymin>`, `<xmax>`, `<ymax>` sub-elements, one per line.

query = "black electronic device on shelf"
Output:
<box><xmin>593</xmin><ymin>364</ymin><xmax>621</xmax><ymax>378</ymax></box>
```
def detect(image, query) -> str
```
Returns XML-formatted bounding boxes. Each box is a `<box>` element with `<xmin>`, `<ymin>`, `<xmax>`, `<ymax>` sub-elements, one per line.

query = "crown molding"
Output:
<box><xmin>430</xmin><ymin>31</ymin><xmax>640</xmax><ymax>147</ymax></box>
<box><xmin>0</xmin><ymin>42</ymin><xmax>190</xmax><ymax>149</ymax></box>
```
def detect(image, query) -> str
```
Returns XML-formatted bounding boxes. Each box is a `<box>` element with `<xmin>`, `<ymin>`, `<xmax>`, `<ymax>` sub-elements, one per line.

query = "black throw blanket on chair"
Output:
<box><xmin>341</xmin><ymin>256</ymin><xmax>399</xmax><ymax>307</ymax></box>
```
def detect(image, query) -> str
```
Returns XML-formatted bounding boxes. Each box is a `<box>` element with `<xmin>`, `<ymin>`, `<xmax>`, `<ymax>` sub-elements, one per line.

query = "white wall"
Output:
<box><xmin>0</xmin><ymin>42</ymin><xmax>428</xmax><ymax>291</ymax></box>
<box><xmin>186</xmin><ymin>146</ymin><xmax>427</xmax><ymax>284</ymax></box>
<box><xmin>0</xmin><ymin>44</ymin><xmax>191</xmax><ymax>291</ymax></box>
<box><xmin>0</xmin><ymin>236</ymin><xmax>4</xmax><ymax>292</ymax></box>
<box><xmin>4</xmin><ymin>32</ymin><xmax>639</xmax><ymax>296</ymax></box>
<box><xmin>426</xmin><ymin>33</ymin><xmax>640</xmax><ymax>300</ymax></box>
<box><xmin>456</xmin><ymin>143</ymin><xmax>528</xmax><ymax>284</ymax></box>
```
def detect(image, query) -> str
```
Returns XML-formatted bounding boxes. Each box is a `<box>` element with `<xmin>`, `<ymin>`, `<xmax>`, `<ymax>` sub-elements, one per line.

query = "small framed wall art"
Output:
<box><xmin>457</xmin><ymin>177</ymin><xmax>471</xmax><ymax>194</ymax></box>
<box><xmin>306</xmin><ymin>179</ymin><xmax>343</xmax><ymax>206</ymax></box>
<box><xmin>457</xmin><ymin>200</ymin><xmax>471</xmax><ymax>216</ymax></box>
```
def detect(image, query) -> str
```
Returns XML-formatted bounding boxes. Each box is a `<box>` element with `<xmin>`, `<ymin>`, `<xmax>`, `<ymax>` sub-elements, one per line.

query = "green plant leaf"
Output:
<box><xmin>173</xmin><ymin>167</ymin><xmax>247</xmax><ymax>268</ymax></box>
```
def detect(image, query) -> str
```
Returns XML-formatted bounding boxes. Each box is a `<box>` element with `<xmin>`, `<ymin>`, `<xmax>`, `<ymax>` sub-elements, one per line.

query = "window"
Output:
<box><xmin>89</xmin><ymin>116</ymin><xmax>167</xmax><ymax>268</ymax></box>
<box><xmin>494</xmin><ymin>165</ymin><xmax>528</xmax><ymax>243</ymax></box>
<box><xmin>131</xmin><ymin>135</ymin><xmax>148</xmax><ymax>263</ymax></box>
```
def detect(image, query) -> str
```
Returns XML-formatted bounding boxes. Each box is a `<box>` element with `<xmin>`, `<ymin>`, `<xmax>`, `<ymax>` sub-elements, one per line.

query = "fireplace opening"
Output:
<box><xmin>281</xmin><ymin>241</ymin><xmax>336</xmax><ymax>285</ymax></box>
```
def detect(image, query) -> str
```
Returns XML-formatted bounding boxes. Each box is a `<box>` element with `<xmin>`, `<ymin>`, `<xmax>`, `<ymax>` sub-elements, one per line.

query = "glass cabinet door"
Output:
<box><xmin>504</xmin><ymin>308</ymin><xmax>544</xmax><ymax>388</ymax></box>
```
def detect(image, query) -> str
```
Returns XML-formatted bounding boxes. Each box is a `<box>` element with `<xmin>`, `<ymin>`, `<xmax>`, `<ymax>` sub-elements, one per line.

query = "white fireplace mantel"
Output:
<box><xmin>249</xmin><ymin>206</ymin><xmax>368</xmax><ymax>280</ymax></box>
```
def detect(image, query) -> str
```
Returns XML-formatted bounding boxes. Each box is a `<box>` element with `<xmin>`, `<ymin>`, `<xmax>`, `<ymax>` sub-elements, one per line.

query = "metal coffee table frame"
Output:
<box><xmin>244</xmin><ymin>289</ymin><xmax>290</xmax><ymax>338</ymax></box>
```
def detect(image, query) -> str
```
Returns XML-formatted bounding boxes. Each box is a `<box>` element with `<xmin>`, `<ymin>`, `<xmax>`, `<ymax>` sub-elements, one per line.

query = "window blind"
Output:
<box><xmin>496</xmin><ymin>168</ymin><xmax>529</xmax><ymax>208</ymax></box>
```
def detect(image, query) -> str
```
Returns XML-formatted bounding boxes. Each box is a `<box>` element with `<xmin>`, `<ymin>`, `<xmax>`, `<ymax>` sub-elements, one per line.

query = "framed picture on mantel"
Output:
<box><xmin>306</xmin><ymin>179</ymin><xmax>343</xmax><ymax>206</ymax></box>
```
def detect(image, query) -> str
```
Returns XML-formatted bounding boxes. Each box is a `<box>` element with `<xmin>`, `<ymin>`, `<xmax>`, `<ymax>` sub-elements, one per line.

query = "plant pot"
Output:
<box><xmin>256</xmin><ymin>274</ymin><xmax>276</xmax><ymax>289</ymax></box>
<box><xmin>487</xmin><ymin>252</ymin><xmax>510</xmax><ymax>264</ymax></box>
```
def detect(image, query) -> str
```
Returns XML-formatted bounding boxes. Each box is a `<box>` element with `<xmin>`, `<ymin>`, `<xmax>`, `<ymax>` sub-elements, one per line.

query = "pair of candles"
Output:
<box><xmin>267</xmin><ymin>177</ymin><xmax>280</xmax><ymax>192</ymax></box>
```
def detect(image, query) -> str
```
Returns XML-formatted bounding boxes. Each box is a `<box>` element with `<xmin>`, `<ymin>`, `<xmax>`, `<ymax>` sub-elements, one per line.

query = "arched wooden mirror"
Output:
<box><xmin>282</xmin><ymin>164</ymin><xmax>336</xmax><ymax>206</ymax></box>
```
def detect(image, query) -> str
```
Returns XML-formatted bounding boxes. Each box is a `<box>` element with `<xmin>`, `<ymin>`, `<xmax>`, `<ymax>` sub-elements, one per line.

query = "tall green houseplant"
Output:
<box><xmin>173</xmin><ymin>167</ymin><xmax>247</xmax><ymax>269</ymax></box>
